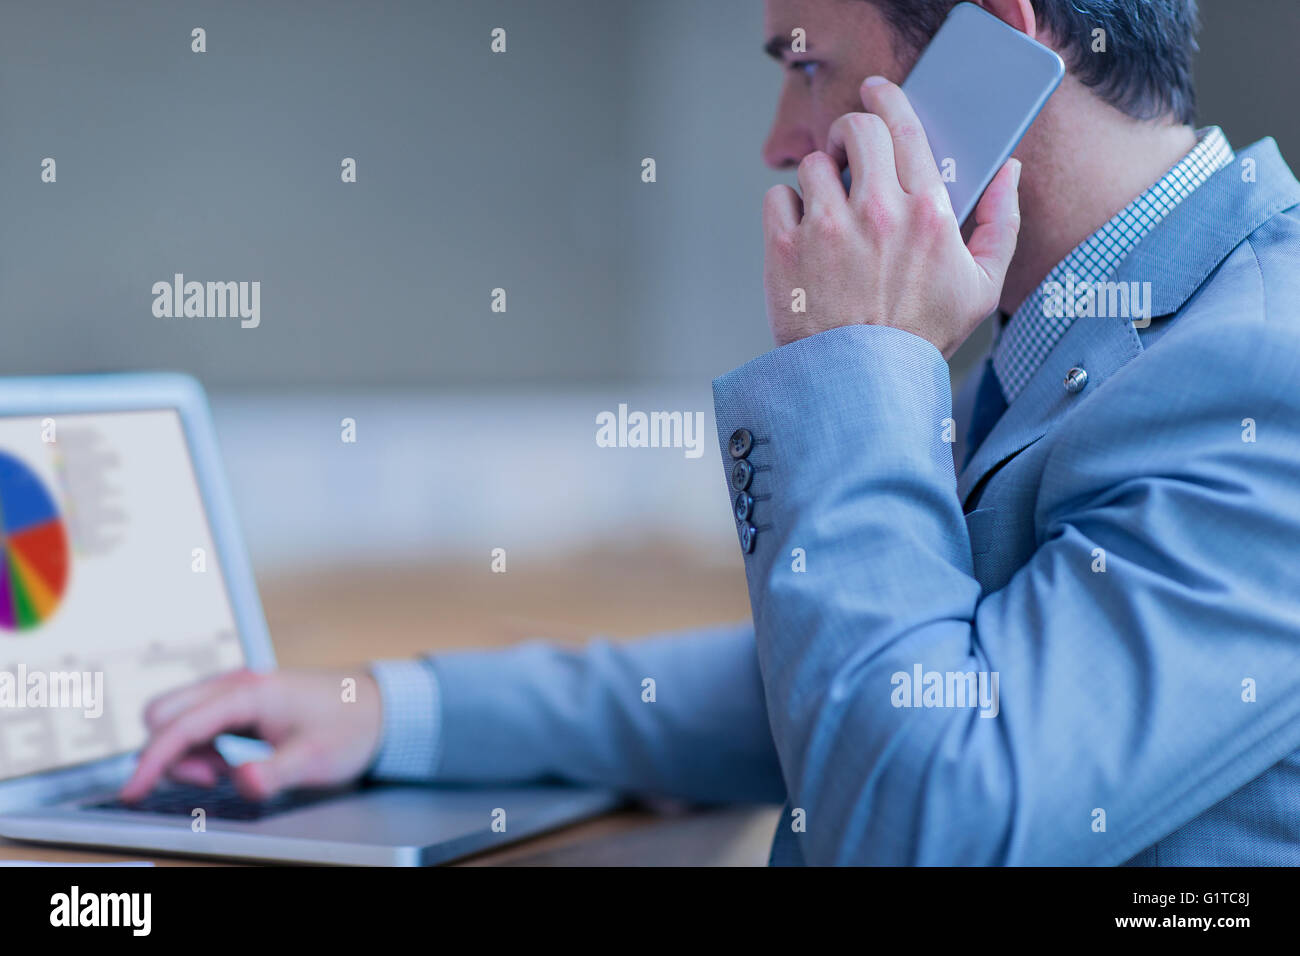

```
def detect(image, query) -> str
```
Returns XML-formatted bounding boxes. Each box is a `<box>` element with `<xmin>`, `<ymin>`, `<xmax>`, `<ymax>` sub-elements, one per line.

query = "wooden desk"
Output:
<box><xmin>1</xmin><ymin>545</ymin><xmax>779</xmax><ymax>866</ymax></box>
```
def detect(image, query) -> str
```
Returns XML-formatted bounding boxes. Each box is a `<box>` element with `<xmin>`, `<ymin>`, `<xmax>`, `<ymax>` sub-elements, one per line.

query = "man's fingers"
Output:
<box><xmin>143</xmin><ymin>668</ymin><xmax>255</xmax><ymax>731</ymax></box>
<box><xmin>167</xmin><ymin>757</ymin><xmax>223</xmax><ymax>787</ymax></box>
<box><xmin>795</xmin><ymin>150</ymin><xmax>845</xmax><ymax>220</ymax></box>
<box><xmin>119</xmin><ymin>679</ymin><xmax>263</xmax><ymax>802</ymax></box>
<box><xmin>858</xmin><ymin>76</ymin><xmax>944</xmax><ymax>197</ymax></box>
<box><xmin>967</xmin><ymin>159</ymin><xmax>1023</xmax><ymax>290</ymax></box>
<box><xmin>763</xmin><ymin>184</ymin><xmax>801</xmax><ymax>241</ymax></box>
<box><xmin>166</xmin><ymin>744</ymin><xmax>230</xmax><ymax>787</ymax></box>
<box><xmin>230</xmin><ymin>739</ymin><xmax>326</xmax><ymax>801</ymax></box>
<box><xmin>826</xmin><ymin>110</ymin><xmax>898</xmax><ymax>203</ymax></box>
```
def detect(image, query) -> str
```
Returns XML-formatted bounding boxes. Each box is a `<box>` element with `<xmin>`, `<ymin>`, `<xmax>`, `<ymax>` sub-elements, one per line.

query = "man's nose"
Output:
<box><xmin>762</xmin><ymin>121</ymin><xmax>815</xmax><ymax>170</ymax></box>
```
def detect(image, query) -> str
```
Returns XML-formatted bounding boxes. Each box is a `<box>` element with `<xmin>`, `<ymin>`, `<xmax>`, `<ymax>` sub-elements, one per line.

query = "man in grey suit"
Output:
<box><xmin>122</xmin><ymin>0</ymin><xmax>1300</xmax><ymax>865</ymax></box>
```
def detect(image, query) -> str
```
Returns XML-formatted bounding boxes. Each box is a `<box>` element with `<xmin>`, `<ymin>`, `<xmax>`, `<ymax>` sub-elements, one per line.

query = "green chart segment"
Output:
<box><xmin>0</xmin><ymin>450</ymin><xmax>70</xmax><ymax>631</ymax></box>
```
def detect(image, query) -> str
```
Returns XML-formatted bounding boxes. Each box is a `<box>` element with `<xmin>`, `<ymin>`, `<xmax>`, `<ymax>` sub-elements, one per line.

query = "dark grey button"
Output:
<box><xmin>1064</xmin><ymin>366</ymin><xmax>1089</xmax><ymax>394</ymax></box>
<box><xmin>729</xmin><ymin>458</ymin><xmax>754</xmax><ymax>492</ymax></box>
<box><xmin>728</xmin><ymin>428</ymin><xmax>754</xmax><ymax>460</ymax></box>
<box><xmin>734</xmin><ymin>492</ymin><xmax>754</xmax><ymax>523</ymax></box>
<box><xmin>739</xmin><ymin>523</ymin><xmax>757</xmax><ymax>554</ymax></box>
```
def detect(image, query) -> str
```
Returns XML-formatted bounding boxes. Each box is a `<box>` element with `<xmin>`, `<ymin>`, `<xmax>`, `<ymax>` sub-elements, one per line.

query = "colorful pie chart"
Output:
<box><xmin>0</xmin><ymin>451</ymin><xmax>70</xmax><ymax>631</ymax></box>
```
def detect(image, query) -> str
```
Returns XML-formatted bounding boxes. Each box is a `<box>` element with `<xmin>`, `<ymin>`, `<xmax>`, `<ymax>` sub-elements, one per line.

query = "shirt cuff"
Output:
<box><xmin>367</xmin><ymin>658</ymin><xmax>443</xmax><ymax>781</ymax></box>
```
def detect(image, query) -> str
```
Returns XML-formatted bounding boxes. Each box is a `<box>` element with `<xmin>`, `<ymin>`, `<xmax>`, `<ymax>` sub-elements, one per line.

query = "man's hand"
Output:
<box><xmin>764</xmin><ymin>76</ymin><xmax>1022</xmax><ymax>358</ymax></box>
<box><xmin>118</xmin><ymin>668</ymin><xmax>384</xmax><ymax>802</ymax></box>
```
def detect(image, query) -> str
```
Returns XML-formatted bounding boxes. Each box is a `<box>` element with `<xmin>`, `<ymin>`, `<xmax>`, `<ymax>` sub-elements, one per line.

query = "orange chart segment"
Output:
<box><xmin>9</xmin><ymin>520</ymin><xmax>69</xmax><ymax>599</ymax></box>
<box><xmin>9</xmin><ymin>545</ymin><xmax>59</xmax><ymax>620</ymax></box>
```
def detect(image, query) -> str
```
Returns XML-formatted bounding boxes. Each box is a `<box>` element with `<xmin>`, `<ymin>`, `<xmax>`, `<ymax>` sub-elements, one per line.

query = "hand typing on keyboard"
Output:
<box><xmin>118</xmin><ymin>669</ymin><xmax>384</xmax><ymax>804</ymax></box>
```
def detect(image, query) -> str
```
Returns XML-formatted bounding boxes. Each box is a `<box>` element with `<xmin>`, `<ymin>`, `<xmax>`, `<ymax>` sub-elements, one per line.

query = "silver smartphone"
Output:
<box><xmin>843</xmin><ymin>2</ymin><xmax>1064</xmax><ymax>225</ymax></box>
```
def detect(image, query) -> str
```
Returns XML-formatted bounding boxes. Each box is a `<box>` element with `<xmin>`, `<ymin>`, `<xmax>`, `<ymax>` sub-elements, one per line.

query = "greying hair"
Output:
<box><xmin>871</xmin><ymin>0</ymin><xmax>1199</xmax><ymax>125</ymax></box>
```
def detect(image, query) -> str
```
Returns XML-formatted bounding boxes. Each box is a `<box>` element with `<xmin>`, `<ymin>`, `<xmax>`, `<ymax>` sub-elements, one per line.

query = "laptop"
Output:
<box><xmin>0</xmin><ymin>373</ymin><xmax>618</xmax><ymax>864</ymax></box>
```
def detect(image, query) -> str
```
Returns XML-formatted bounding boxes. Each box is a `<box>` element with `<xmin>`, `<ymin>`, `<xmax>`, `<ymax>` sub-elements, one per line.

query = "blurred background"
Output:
<box><xmin>1</xmin><ymin>0</ymin><xmax>1296</xmax><ymax>599</ymax></box>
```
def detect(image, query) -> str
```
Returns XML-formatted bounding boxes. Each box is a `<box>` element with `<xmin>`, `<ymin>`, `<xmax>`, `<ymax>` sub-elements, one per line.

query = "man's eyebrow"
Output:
<box><xmin>764</xmin><ymin>35</ymin><xmax>797</xmax><ymax>61</ymax></box>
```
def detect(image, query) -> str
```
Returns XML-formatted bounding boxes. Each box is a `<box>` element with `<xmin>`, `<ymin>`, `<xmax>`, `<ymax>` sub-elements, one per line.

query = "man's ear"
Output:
<box><xmin>977</xmin><ymin>0</ymin><xmax>1038</xmax><ymax>40</ymax></box>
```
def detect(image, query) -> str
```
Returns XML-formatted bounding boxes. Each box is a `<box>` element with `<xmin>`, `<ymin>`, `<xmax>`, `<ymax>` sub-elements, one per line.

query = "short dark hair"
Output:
<box><xmin>870</xmin><ymin>0</ymin><xmax>1200</xmax><ymax>125</ymax></box>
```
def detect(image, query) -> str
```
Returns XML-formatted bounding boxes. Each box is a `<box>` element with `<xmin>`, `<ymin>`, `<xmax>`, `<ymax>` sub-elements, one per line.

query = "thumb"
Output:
<box><xmin>966</xmin><ymin>158</ymin><xmax>1022</xmax><ymax>294</ymax></box>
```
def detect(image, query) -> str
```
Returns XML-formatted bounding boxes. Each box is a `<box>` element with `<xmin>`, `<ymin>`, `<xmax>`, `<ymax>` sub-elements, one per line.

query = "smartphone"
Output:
<box><xmin>841</xmin><ymin>2</ymin><xmax>1064</xmax><ymax>225</ymax></box>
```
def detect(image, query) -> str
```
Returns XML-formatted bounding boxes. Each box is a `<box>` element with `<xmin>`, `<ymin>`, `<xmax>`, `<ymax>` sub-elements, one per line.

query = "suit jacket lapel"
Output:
<box><xmin>957</xmin><ymin>137</ymin><xmax>1300</xmax><ymax>509</ymax></box>
<box><xmin>1112</xmin><ymin>138</ymin><xmax>1300</xmax><ymax>313</ymax></box>
<box><xmin>957</xmin><ymin>313</ymin><xmax>1140</xmax><ymax>506</ymax></box>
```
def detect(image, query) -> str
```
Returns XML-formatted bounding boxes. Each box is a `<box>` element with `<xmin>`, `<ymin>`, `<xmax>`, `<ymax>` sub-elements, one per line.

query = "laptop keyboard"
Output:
<box><xmin>88</xmin><ymin>780</ymin><xmax>342</xmax><ymax>821</ymax></box>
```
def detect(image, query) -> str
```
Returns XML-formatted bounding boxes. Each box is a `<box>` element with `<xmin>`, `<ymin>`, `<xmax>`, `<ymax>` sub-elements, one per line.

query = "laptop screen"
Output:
<box><xmin>0</xmin><ymin>408</ymin><xmax>245</xmax><ymax>781</ymax></box>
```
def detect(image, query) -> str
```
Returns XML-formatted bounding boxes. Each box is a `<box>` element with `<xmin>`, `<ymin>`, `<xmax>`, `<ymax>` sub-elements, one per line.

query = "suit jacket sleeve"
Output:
<box><xmin>369</xmin><ymin>622</ymin><xmax>787</xmax><ymax>805</ymax></box>
<box><xmin>712</xmin><ymin>320</ymin><xmax>1300</xmax><ymax>865</ymax></box>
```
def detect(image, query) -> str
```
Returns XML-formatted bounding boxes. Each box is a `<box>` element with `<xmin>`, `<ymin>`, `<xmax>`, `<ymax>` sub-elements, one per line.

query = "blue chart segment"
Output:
<box><xmin>0</xmin><ymin>451</ymin><xmax>71</xmax><ymax>630</ymax></box>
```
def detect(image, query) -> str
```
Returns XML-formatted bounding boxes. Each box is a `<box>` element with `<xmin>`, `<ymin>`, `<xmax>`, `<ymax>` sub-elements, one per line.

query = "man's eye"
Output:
<box><xmin>788</xmin><ymin>60</ymin><xmax>821</xmax><ymax>81</ymax></box>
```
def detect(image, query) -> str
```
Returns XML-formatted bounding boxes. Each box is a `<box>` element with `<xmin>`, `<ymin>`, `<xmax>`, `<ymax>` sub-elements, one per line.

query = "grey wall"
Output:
<box><xmin>0</xmin><ymin>0</ymin><xmax>648</xmax><ymax>387</ymax></box>
<box><xmin>1197</xmin><ymin>0</ymin><xmax>1300</xmax><ymax>165</ymax></box>
<box><xmin>0</xmin><ymin>0</ymin><xmax>1294</xmax><ymax>389</ymax></box>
